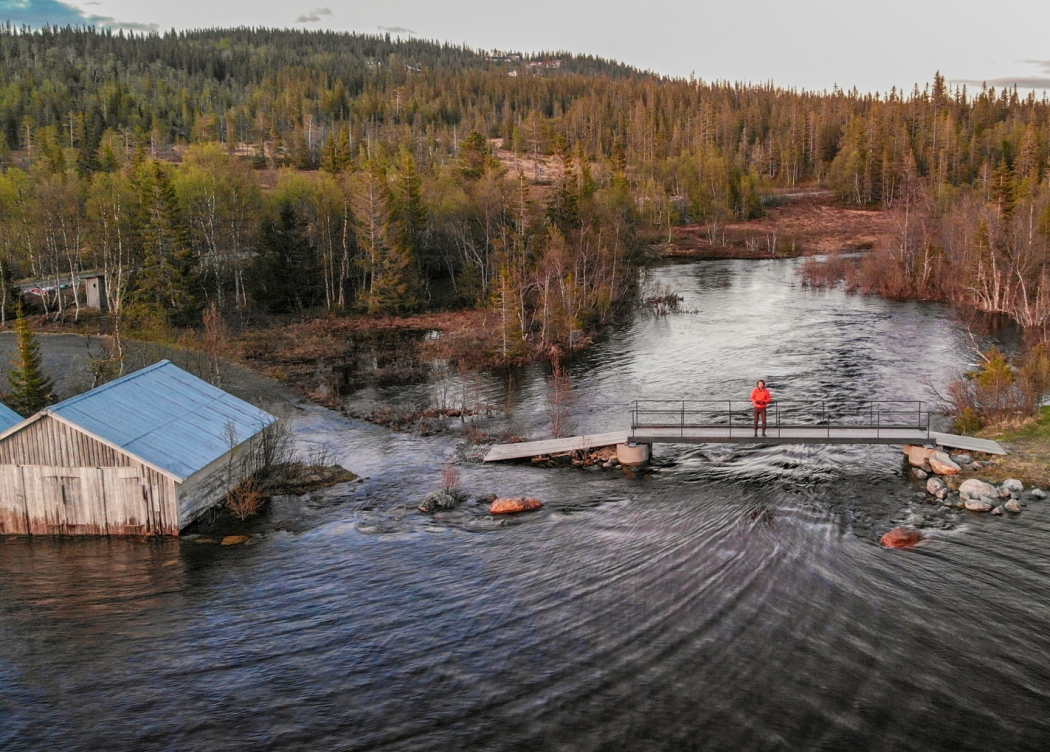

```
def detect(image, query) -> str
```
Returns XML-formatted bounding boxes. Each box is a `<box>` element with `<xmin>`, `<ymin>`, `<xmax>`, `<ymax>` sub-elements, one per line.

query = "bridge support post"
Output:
<box><xmin>617</xmin><ymin>442</ymin><xmax>651</xmax><ymax>469</ymax></box>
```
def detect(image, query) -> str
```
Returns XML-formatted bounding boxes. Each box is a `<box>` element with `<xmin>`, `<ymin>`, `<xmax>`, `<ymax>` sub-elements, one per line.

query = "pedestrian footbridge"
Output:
<box><xmin>483</xmin><ymin>400</ymin><xmax>1006</xmax><ymax>462</ymax></box>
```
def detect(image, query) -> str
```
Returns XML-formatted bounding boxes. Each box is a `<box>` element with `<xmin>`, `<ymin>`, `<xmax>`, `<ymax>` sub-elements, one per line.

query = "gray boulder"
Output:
<box><xmin>926</xmin><ymin>477</ymin><xmax>947</xmax><ymax>497</ymax></box>
<box><xmin>419</xmin><ymin>490</ymin><xmax>463</xmax><ymax>513</ymax></box>
<box><xmin>1031</xmin><ymin>488</ymin><xmax>1048</xmax><ymax>500</ymax></box>
<box><xmin>1004</xmin><ymin>499</ymin><xmax>1022</xmax><ymax>513</ymax></box>
<box><xmin>950</xmin><ymin>453</ymin><xmax>973</xmax><ymax>465</ymax></box>
<box><xmin>912</xmin><ymin>468</ymin><xmax>929</xmax><ymax>480</ymax></box>
<box><xmin>959</xmin><ymin>479</ymin><xmax>997</xmax><ymax>500</ymax></box>
<box><xmin>1002</xmin><ymin>479</ymin><xmax>1024</xmax><ymax>494</ymax></box>
<box><xmin>964</xmin><ymin>498</ymin><xmax>995</xmax><ymax>512</ymax></box>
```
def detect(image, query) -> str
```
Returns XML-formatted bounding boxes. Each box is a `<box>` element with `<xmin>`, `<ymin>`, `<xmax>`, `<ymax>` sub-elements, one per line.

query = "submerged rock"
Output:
<box><xmin>929</xmin><ymin>452</ymin><xmax>961</xmax><ymax>475</ymax></box>
<box><xmin>991</xmin><ymin>505</ymin><xmax>1003</xmax><ymax>515</ymax></box>
<box><xmin>881</xmin><ymin>527</ymin><xmax>924</xmax><ymax>549</ymax></box>
<box><xmin>490</xmin><ymin>497</ymin><xmax>544</xmax><ymax>514</ymax></box>
<box><xmin>419</xmin><ymin>490</ymin><xmax>463</xmax><ymax>513</ymax></box>
<box><xmin>220</xmin><ymin>535</ymin><xmax>250</xmax><ymax>546</ymax></box>
<box><xmin>959</xmin><ymin>479</ymin><xmax>997</xmax><ymax>500</ymax></box>
<box><xmin>912</xmin><ymin>468</ymin><xmax>929</xmax><ymax>480</ymax></box>
<box><xmin>1031</xmin><ymin>488</ymin><xmax>1048</xmax><ymax>500</ymax></box>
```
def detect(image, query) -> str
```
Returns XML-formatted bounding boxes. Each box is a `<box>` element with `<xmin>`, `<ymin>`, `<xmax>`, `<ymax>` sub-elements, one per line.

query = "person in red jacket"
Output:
<box><xmin>751</xmin><ymin>380</ymin><xmax>772</xmax><ymax>437</ymax></box>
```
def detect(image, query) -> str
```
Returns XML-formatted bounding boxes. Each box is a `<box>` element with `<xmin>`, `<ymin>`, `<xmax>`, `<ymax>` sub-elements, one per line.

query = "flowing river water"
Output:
<box><xmin>2</xmin><ymin>259</ymin><xmax>1050</xmax><ymax>751</ymax></box>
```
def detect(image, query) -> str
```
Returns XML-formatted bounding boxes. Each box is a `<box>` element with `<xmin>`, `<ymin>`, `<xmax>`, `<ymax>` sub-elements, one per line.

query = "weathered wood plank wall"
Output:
<box><xmin>0</xmin><ymin>416</ymin><xmax>134</xmax><ymax>467</ymax></box>
<box><xmin>0</xmin><ymin>416</ymin><xmax>180</xmax><ymax>536</ymax></box>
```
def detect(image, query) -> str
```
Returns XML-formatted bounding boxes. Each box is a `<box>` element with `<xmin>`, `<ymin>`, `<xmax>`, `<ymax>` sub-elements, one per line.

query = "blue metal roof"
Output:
<box><xmin>50</xmin><ymin>360</ymin><xmax>277</xmax><ymax>481</ymax></box>
<box><xmin>0</xmin><ymin>402</ymin><xmax>23</xmax><ymax>433</ymax></box>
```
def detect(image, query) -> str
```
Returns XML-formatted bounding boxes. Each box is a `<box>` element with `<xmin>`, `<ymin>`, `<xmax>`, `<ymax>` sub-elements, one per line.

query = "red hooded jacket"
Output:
<box><xmin>751</xmin><ymin>386</ymin><xmax>772</xmax><ymax>409</ymax></box>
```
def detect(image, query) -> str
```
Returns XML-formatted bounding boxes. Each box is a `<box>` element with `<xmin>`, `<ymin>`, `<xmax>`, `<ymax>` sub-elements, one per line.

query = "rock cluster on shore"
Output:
<box><xmin>885</xmin><ymin>444</ymin><xmax>1049</xmax><ymax>548</ymax></box>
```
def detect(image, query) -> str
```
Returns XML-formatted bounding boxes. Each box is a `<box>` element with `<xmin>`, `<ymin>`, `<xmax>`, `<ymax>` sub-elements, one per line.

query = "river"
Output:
<box><xmin>2</xmin><ymin>259</ymin><xmax>1049</xmax><ymax>751</ymax></box>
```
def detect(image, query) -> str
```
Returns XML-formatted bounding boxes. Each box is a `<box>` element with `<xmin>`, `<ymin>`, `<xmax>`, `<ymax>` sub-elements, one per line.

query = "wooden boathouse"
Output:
<box><xmin>0</xmin><ymin>360</ymin><xmax>276</xmax><ymax>536</ymax></box>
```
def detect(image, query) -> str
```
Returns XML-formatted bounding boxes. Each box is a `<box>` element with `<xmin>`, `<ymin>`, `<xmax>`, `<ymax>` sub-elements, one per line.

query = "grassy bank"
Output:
<box><xmin>973</xmin><ymin>408</ymin><xmax>1050</xmax><ymax>488</ymax></box>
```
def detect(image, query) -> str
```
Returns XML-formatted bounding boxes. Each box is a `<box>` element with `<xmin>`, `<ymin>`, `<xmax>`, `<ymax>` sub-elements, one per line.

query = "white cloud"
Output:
<box><xmin>295</xmin><ymin>7</ymin><xmax>332</xmax><ymax>23</ymax></box>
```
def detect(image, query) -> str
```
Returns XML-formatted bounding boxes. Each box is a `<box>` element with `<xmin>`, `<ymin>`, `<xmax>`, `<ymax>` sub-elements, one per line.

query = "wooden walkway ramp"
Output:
<box><xmin>929</xmin><ymin>432</ymin><xmax>1006</xmax><ymax>455</ymax></box>
<box><xmin>484</xmin><ymin>432</ymin><xmax>629</xmax><ymax>462</ymax></box>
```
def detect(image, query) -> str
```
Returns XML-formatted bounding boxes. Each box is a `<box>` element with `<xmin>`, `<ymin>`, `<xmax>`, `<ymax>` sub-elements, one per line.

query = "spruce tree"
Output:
<box><xmin>252</xmin><ymin>203</ymin><xmax>323</xmax><ymax>312</ymax></box>
<box><xmin>7</xmin><ymin>306</ymin><xmax>55</xmax><ymax>416</ymax></box>
<box><xmin>135</xmin><ymin>161</ymin><xmax>199</xmax><ymax>326</ymax></box>
<box><xmin>393</xmin><ymin>147</ymin><xmax>428</xmax><ymax>261</ymax></box>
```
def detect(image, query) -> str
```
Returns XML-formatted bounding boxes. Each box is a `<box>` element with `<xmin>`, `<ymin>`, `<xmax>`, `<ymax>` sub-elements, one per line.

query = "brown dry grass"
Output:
<box><xmin>234</xmin><ymin>309</ymin><xmax>501</xmax><ymax>404</ymax></box>
<box><xmin>662</xmin><ymin>192</ymin><xmax>894</xmax><ymax>259</ymax></box>
<box><xmin>226</xmin><ymin>477</ymin><xmax>264</xmax><ymax>520</ymax></box>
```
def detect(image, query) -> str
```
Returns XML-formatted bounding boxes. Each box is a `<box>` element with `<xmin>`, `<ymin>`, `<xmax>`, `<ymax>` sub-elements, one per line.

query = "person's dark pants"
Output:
<box><xmin>754</xmin><ymin>407</ymin><xmax>767</xmax><ymax>434</ymax></box>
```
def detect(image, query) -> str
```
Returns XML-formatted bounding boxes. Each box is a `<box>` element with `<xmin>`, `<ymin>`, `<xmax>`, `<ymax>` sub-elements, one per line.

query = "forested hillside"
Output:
<box><xmin>0</xmin><ymin>26</ymin><xmax>1048</xmax><ymax>360</ymax></box>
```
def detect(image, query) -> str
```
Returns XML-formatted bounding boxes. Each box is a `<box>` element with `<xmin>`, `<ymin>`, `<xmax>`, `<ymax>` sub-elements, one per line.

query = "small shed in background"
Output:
<box><xmin>0</xmin><ymin>360</ymin><xmax>276</xmax><ymax>536</ymax></box>
<box><xmin>83</xmin><ymin>273</ymin><xmax>106</xmax><ymax>310</ymax></box>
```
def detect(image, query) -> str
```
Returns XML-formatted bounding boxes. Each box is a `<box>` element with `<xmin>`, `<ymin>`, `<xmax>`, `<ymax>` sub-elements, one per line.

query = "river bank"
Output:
<box><xmin>657</xmin><ymin>191</ymin><xmax>894</xmax><ymax>259</ymax></box>
<box><xmin>976</xmin><ymin>407</ymin><xmax>1050</xmax><ymax>487</ymax></box>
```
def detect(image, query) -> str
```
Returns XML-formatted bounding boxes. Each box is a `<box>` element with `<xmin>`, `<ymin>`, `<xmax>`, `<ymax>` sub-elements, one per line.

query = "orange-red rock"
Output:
<box><xmin>880</xmin><ymin>527</ymin><xmax>923</xmax><ymax>549</ymax></box>
<box><xmin>490</xmin><ymin>497</ymin><xmax>544</xmax><ymax>515</ymax></box>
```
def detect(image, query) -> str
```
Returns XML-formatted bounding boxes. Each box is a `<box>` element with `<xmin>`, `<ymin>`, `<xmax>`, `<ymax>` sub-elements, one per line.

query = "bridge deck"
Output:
<box><xmin>632</xmin><ymin>425</ymin><xmax>932</xmax><ymax>444</ymax></box>
<box><xmin>483</xmin><ymin>427</ymin><xmax>1005</xmax><ymax>462</ymax></box>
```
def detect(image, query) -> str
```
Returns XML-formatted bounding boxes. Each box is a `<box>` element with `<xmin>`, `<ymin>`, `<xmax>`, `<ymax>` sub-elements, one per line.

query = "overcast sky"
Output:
<box><xmin>3</xmin><ymin>0</ymin><xmax>1050</xmax><ymax>94</ymax></box>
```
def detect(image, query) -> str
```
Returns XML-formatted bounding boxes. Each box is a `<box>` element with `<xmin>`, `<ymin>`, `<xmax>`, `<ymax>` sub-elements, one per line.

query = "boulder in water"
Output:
<box><xmin>959</xmin><ymin>479</ymin><xmax>997</xmax><ymax>500</ymax></box>
<box><xmin>964</xmin><ymin>498</ymin><xmax>994</xmax><ymax>512</ymax></box>
<box><xmin>1031</xmin><ymin>488</ymin><xmax>1047</xmax><ymax>500</ymax></box>
<box><xmin>1004</xmin><ymin>499</ymin><xmax>1022</xmax><ymax>513</ymax></box>
<box><xmin>928</xmin><ymin>452</ymin><xmax>961</xmax><ymax>475</ymax></box>
<box><xmin>912</xmin><ymin>468</ymin><xmax>929</xmax><ymax>480</ymax></box>
<box><xmin>881</xmin><ymin>527</ymin><xmax>923</xmax><ymax>549</ymax></box>
<box><xmin>419</xmin><ymin>490</ymin><xmax>462</xmax><ymax>513</ymax></box>
<box><xmin>220</xmin><ymin>535</ymin><xmax>250</xmax><ymax>546</ymax></box>
<box><xmin>991</xmin><ymin>505</ymin><xmax>1003</xmax><ymax>515</ymax></box>
<box><xmin>490</xmin><ymin>497</ymin><xmax>544</xmax><ymax>515</ymax></box>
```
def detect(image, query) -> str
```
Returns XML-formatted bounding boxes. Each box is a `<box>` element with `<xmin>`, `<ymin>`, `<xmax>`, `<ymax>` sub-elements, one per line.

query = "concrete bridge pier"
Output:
<box><xmin>617</xmin><ymin>442</ymin><xmax>651</xmax><ymax>469</ymax></box>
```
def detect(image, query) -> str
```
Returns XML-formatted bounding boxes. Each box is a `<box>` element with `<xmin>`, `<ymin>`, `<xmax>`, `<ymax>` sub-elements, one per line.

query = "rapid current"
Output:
<box><xmin>2</xmin><ymin>259</ymin><xmax>1050</xmax><ymax>751</ymax></box>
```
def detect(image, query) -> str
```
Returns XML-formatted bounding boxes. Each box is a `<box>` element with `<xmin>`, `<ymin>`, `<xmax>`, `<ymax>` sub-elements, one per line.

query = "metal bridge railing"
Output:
<box><xmin>629</xmin><ymin>400</ymin><xmax>931</xmax><ymax>439</ymax></box>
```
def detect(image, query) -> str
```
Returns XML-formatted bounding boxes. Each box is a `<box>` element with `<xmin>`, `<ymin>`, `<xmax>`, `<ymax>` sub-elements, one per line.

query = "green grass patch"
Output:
<box><xmin>979</xmin><ymin>406</ymin><xmax>1050</xmax><ymax>442</ymax></box>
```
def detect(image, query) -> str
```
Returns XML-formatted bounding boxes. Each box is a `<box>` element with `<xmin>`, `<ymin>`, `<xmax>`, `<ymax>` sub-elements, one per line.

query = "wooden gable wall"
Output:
<box><xmin>0</xmin><ymin>415</ymin><xmax>180</xmax><ymax>536</ymax></box>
